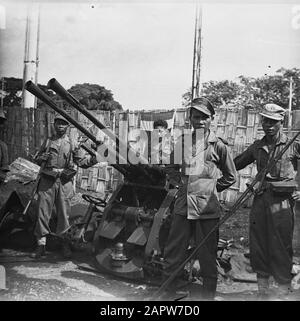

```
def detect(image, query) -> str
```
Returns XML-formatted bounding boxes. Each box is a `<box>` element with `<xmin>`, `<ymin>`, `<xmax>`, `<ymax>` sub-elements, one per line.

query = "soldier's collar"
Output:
<box><xmin>52</xmin><ymin>133</ymin><xmax>69</xmax><ymax>140</ymax></box>
<box><xmin>259</xmin><ymin>132</ymin><xmax>288</xmax><ymax>148</ymax></box>
<box><xmin>207</xmin><ymin>131</ymin><xmax>218</xmax><ymax>143</ymax></box>
<box><xmin>191</xmin><ymin>129</ymin><xmax>216</xmax><ymax>143</ymax></box>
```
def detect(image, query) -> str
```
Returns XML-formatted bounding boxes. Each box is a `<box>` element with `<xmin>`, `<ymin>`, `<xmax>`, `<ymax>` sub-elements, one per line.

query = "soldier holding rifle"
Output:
<box><xmin>31</xmin><ymin>114</ymin><xmax>98</xmax><ymax>259</ymax></box>
<box><xmin>162</xmin><ymin>97</ymin><xmax>237</xmax><ymax>300</ymax></box>
<box><xmin>234</xmin><ymin>104</ymin><xmax>300</xmax><ymax>300</ymax></box>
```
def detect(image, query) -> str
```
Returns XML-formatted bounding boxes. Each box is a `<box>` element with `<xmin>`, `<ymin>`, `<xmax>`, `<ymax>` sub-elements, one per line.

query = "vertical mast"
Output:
<box><xmin>34</xmin><ymin>8</ymin><xmax>41</xmax><ymax>109</ymax></box>
<box><xmin>1</xmin><ymin>77</ymin><xmax>4</xmax><ymax>109</ymax></box>
<box><xmin>191</xmin><ymin>4</ymin><xmax>203</xmax><ymax>101</ymax></box>
<box><xmin>288</xmin><ymin>76</ymin><xmax>293</xmax><ymax>135</ymax></box>
<box><xmin>22</xmin><ymin>3</ymin><xmax>40</xmax><ymax>108</ymax></box>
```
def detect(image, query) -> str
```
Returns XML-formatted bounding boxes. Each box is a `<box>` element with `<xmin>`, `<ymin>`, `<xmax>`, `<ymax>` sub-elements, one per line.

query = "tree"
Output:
<box><xmin>276</xmin><ymin>67</ymin><xmax>300</xmax><ymax>110</ymax></box>
<box><xmin>38</xmin><ymin>83</ymin><xmax>122</xmax><ymax>111</ymax></box>
<box><xmin>1</xmin><ymin>78</ymin><xmax>123</xmax><ymax>112</ymax></box>
<box><xmin>1</xmin><ymin>77</ymin><xmax>23</xmax><ymax>107</ymax></box>
<box><xmin>182</xmin><ymin>68</ymin><xmax>300</xmax><ymax>111</ymax></box>
<box><xmin>38</xmin><ymin>83</ymin><xmax>123</xmax><ymax>111</ymax></box>
<box><xmin>65</xmin><ymin>83</ymin><xmax>123</xmax><ymax>111</ymax></box>
<box><xmin>201</xmin><ymin>80</ymin><xmax>241</xmax><ymax>107</ymax></box>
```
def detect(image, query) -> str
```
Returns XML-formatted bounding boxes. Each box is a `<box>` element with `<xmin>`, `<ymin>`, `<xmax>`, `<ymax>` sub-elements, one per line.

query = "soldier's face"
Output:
<box><xmin>154</xmin><ymin>125</ymin><xmax>168</xmax><ymax>137</ymax></box>
<box><xmin>261</xmin><ymin>117</ymin><xmax>282</xmax><ymax>136</ymax></box>
<box><xmin>54</xmin><ymin>119</ymin><xmax>69</xmax><ymax>136</ymax></box>
<box><xmin>190</xmin><ymin>108</ymin><xmax>212</xmax><ymax>132</ymax></box>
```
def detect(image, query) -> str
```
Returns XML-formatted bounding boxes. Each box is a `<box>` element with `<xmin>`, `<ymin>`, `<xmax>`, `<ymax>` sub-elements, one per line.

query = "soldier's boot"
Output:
<box><xmin>158</xmin><ymin>272</ymin><xmax>190</xmax><ymax>300</ymax></box>
<box><xmin>274</xmin><ymin>283</ymin><xmax>293</xmax><ymax>301</ymax></box>
<box><xmin>30</xmin><ymin>245</ymin><xmax>46</xmax><ymax>259</ymax></box>
<box><xmin>257</xmin><ymin>276</ymin><xmax>270</xmax><ymax>300</ymax></box>
<box><xmin>201</xmin><ymin>277</ymin><xmax>217</xmax><ymax>301</ymax></box>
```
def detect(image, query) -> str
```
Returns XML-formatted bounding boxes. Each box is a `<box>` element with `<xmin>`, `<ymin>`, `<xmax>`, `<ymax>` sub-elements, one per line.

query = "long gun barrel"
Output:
<box><xmin>46</xmin><ymin>78</ymin><xmax>160</xmax><ymax>185</ymax></box>
<box><xmin>47</xmin><ymin>78</ymin><xmax>149</xmax><ymax>166</ymax></box>
<box><xmin>24</xmin><ymin>81</ymin><xmax>130</xmax><ymax>177</ymax></box>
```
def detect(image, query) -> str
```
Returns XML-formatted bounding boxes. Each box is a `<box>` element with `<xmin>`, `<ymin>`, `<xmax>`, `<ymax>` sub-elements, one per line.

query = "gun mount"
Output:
<box><xmin>25</xmin><ymin>80</ymin><xmax>178</xmax><ymax>281</ymax></box>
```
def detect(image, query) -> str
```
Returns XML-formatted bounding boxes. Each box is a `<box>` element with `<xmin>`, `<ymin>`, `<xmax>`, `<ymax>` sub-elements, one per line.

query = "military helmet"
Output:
<box><xmin>190</xmin><ymin>97</ymin><xmax>215</xmax><ymax>116</ymax></box>
<box><xmin>54</xmin><ymin>114</ymin><xmax>69</xmax><ymax>124</ymax></box>
<box><xmin>259</xmin><ymin>104</ymin><xmax>285</xmax><ymax>121</ymax></box>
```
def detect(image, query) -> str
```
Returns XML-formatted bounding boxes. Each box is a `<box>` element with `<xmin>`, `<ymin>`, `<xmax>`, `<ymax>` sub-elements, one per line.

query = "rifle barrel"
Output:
<box><xmin>47</xmin><ymin>78</ymin><xmax>159</xmax><ymax>184</ymax></box>
<box><xmin>25</xmin><ymin>81</ymin><xmax>129</xmax><ymax>176</ymax></box>
<box><xmin>47</xmin><ymin>78</ymin><xmax>149</xmax><ymax>166</ymax></box>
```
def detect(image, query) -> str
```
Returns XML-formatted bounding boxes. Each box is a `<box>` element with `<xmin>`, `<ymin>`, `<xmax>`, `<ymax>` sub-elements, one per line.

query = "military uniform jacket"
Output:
<box><xmin>36</xmin><ymin>134</ymin><xmax>96</xmax><ymax>173</ymax></box>
<box><xmin>166</xmin><ymin>130</ymin><xmax>237</xmax><ymax>220</ymax></box>
<box><xmin>234</xmin><ymin>132</ymin><xmax>300</xmax><ymax>183</ymax></box>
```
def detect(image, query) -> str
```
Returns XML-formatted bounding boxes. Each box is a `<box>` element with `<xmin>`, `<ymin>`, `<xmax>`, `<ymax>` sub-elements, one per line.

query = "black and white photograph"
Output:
<box><xmin>0</xmin><ymin>0</ymin><xmax>300</xmax><ymax>305</ymax></box>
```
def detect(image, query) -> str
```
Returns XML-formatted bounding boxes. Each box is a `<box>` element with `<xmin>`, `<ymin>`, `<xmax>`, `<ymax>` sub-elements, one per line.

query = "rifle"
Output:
<box><xmin>151</xmin><ymin>129</ymin><xmax>300</xmax><ymax>300</ymax></box>
<box><xmin>22</xmin><ymin>140</ymin><xmax>51</xmax><ymax>216</ymax></box>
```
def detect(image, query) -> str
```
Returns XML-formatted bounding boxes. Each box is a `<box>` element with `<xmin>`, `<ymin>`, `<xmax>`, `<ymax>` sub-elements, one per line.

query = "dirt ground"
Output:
<box><xmin>1</xmin><ymin>184</ymin><xmax>300</xmax><ymax>302</ymax></box>
<box><xmin>0</xmin><ymin>245</ymin><xmax>256</xmax><ymax>302</ymax></box>
<box><xmin>1</xmin><ymin>243</ymin><xmax>300</xmax><ymax>302</ymax></box>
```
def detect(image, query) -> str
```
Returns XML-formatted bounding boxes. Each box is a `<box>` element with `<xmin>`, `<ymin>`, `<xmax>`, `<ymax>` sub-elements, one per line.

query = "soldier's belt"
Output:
<box><xmin>266</xmin><ymin>180</ymin><xmax>298</xmax><ymax>194</ymax></box>
<box><xmin>41</xmin><ymin>168</ymin><xmax>60</xmax><ymax>178</ymax></box>
<box><xmin>41</xmin><ymin>168</ymin><xmax>76</xmax><ymax>180</ymax></box>
<box><xmin>60</xmin><ymin>168</ymin><xmax>77</xmax><ymax>181</ymax></box>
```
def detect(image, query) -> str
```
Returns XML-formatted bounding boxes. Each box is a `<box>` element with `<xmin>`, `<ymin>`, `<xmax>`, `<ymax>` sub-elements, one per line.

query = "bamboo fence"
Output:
<box><xmin>1</xmin><ymin>106</ymin><xmax>299</xmax><ymax>204</ymax></box>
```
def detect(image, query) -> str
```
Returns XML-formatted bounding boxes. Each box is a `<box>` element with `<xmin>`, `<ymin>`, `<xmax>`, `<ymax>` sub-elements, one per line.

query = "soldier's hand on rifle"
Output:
<box><xmin>246</xmin><ymin>180</ymin><xmax>261</xmax><ymax>193</ymax></box>
<box><xmin>292</xmin><ymin>191</ymin><xmax>300</xmax><ymax>201</ymax></box>
<box><xmin>38</xmin><ymin>152</ymin><xmax>51</xmax><ymax>162</ymax></box>
<box><xmin>91</xmin><ymin>140</ymin><xmax>104</xmax><ymax>150</ymax></box>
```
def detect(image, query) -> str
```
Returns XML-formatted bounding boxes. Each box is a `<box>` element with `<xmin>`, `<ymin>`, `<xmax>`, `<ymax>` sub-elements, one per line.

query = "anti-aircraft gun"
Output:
<box><xmin>25</xmin><ymin>79</ymin><xmax>178</xmax><ymax>280</ymax></box>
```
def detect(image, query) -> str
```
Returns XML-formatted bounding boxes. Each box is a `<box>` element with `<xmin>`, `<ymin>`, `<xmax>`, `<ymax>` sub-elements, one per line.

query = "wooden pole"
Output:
<box><xmin>288</xmin><ymin>76</ymin><xmax>293</xmax><ymax>135</ymax></box>
<box><xmin>191</xmin><ymin>4</ymin><xmax>203</xmax><ymax>101</ymax></box>
<box><xmin>1</xmin><ymin>77</ymin><xmax>4</xmax><ymax>109</ymax></box>
<box><xmin>195</xmin><ymin>5</ymin><xmax>202</xmax><ymax>98</ymax></box>
<box><xmin>294</xmin><ymin>160</ymin><xmax>300</xmax><ymax>257</ymax></box>
<box><xmin>22</xmin><ymin>3</ymin><xmax>40</xmax><ymax>109</ymax></box>
<box><xmin>191</xmin><ymin>6</ymin><xmax>198</xmax><ymax>102</ymax></box>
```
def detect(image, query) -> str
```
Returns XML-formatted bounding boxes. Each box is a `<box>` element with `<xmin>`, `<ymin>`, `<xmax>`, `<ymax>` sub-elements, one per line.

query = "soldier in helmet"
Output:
<box><xmin>162</xmin><ymin>97</ymin><xmax>237</xmax><ymax>300</ymax></box>
<box><xmin>31</xmin><ymin>114</ymin><xmax>98</xmax><ymax>259</ymax></box>
<box><xmin>234</xmin><ymin>103</ymin><xmax>300</xmax><ymax>300</ymax></box>
<box><xmin>0</xmin><ymin>110</ymin><xmax>9</xmax><ymax>184</ymax></box>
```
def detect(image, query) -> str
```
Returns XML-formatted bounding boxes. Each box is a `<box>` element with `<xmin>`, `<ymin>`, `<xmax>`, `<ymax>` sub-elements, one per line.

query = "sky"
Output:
<box><xmin>0</xmin><ymin>0</ymin><xmax>299</xmax><ymax>110</ymax></box>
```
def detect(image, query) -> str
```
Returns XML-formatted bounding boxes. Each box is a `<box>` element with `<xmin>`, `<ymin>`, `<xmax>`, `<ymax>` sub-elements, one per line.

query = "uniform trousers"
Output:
<box><xmin>163</xmin><ymin>214</ymin><xmax>219</xmax><ymax>298</ymax></box>
<box><xmin>34</xmin><ymin>174</ymin><xmax>73</xmax><ymax>239</ymax></box>
<box><xmin>250</xmin><ymin>190</ymin><xmax>294</xmax><ymax>284</ymax></box>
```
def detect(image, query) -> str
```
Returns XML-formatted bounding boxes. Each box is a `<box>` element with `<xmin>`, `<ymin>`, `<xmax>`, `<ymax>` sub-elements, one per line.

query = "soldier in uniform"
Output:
<box><xmin>162</xmin><ymin>97</ymin><xmax>237</xmax><ymax>300</ymax></box>
<box><xmin>0</xmin><ymin>110</ymin><xmax>9</xmax><ymax>184</ymax></box>
<box><xmin>234</xmin><ymin>103</ymin><xmax>300</xmax><ymax>300</ymax></box>
<box><xmin>31</xmin><ymin>114</ymin><xmax>98</xmax><ymax>259</ymax></box>
<box><xmin>151</xmin><ymin>119</ymin><xmax>172</xmax><ymax>165</ymax></box>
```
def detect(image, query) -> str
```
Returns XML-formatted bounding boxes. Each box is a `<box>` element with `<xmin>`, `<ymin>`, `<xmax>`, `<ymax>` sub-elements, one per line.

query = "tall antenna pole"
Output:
<box><xmin>34</xmin><ymin>6</ymin><xmax>41</xmax><ymax>109</ymax></box>
<box><xmin>191</xmin><ymin>4</ymin><xmax>203</xmax><ymax>102</ymax></box>
<box><xmin>195</xmin><ymin>5</ymin><xmax>202</xmax><ymax>97</ymax></box>
<box><xmin>191</xmin><ymin>7</ymin><xmax>198</xmax><ymax>103</ymax></box>
<box><xmin>288</xmin><ymin>76</ymin><xmax>293</xmax><ymax>135</ymax></box>
<box><xmin>22</xmin><ymin>3</ymin><xmax>40</xmax><ymax>108</ymax></box>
